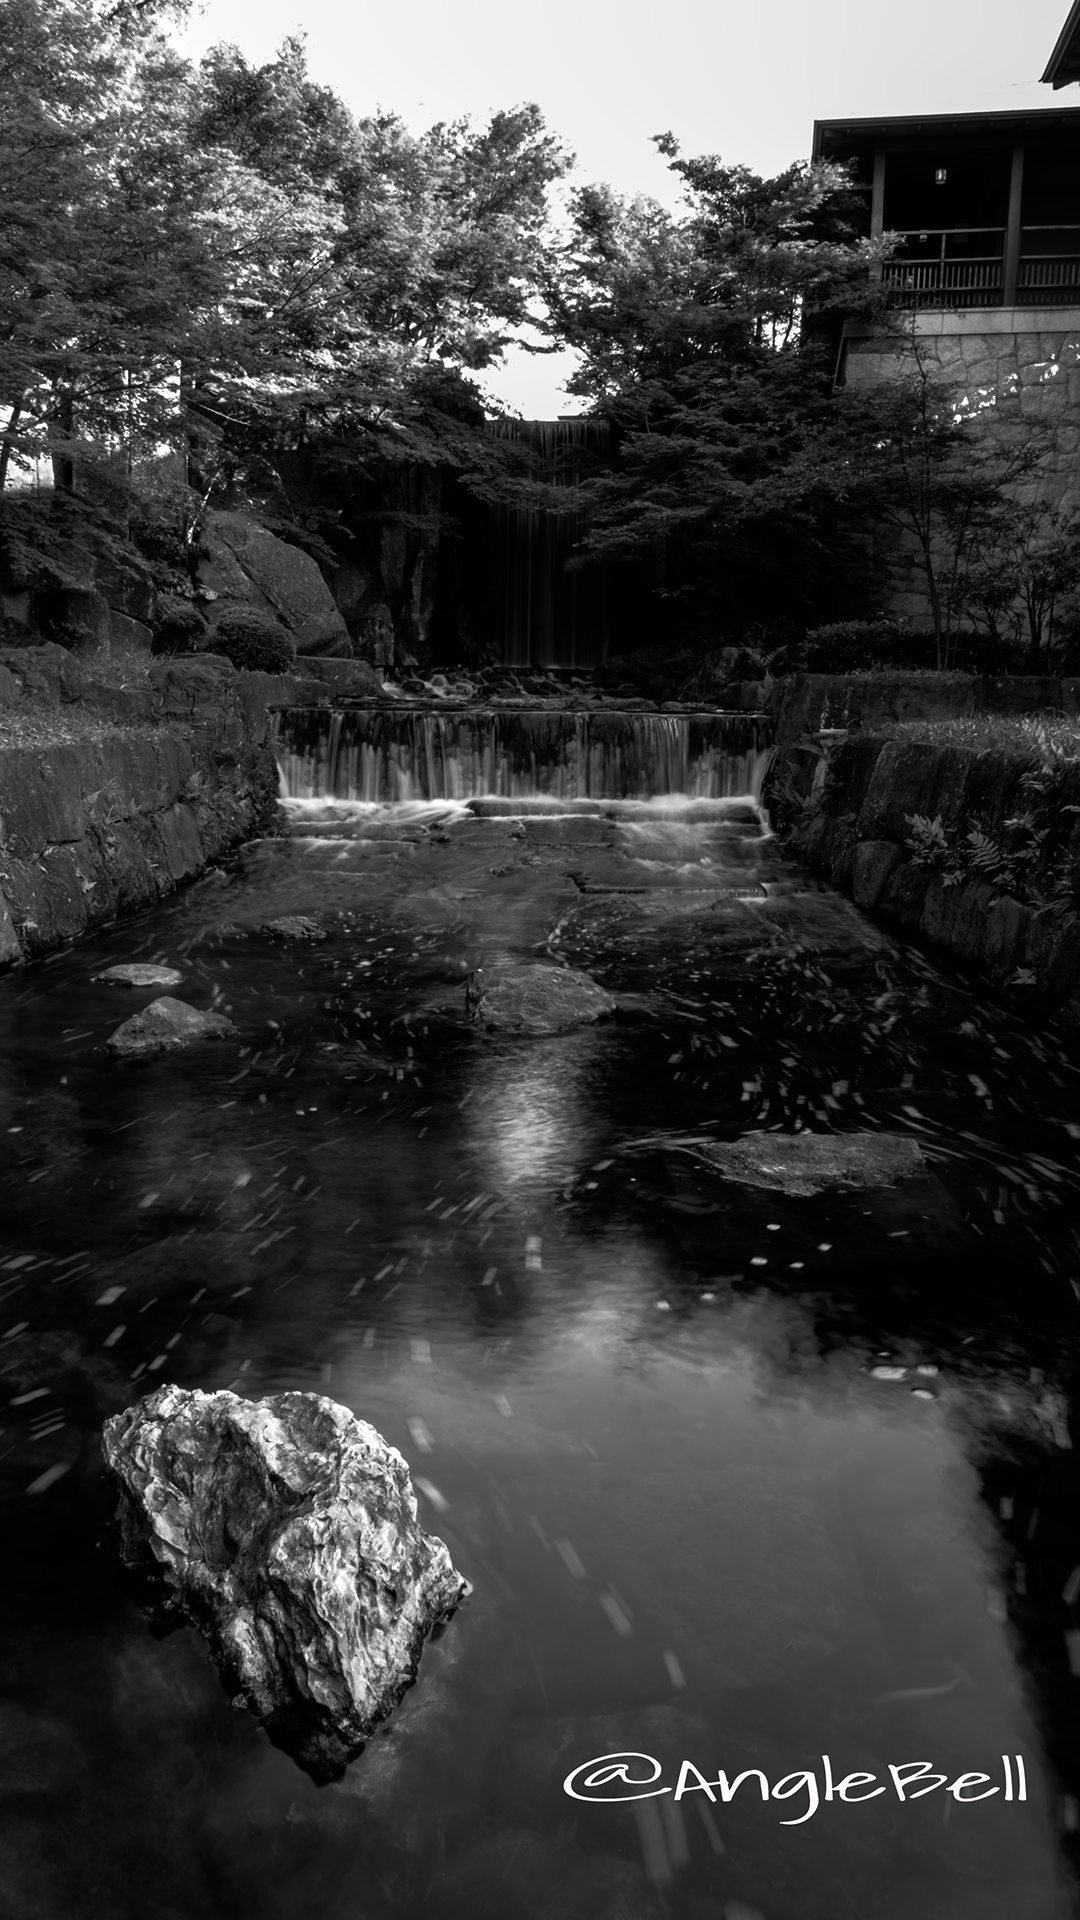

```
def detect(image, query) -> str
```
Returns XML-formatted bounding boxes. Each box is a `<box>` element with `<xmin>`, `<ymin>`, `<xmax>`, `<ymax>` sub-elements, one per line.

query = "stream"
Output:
<box><xmin>2</xmin><ymin>709</ymin><xmax>1080</xmax><ymax>1918</ymax></box>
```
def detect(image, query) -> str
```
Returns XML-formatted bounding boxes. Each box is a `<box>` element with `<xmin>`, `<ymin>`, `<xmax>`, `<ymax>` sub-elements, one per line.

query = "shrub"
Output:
<box><xmin>798</xmin><ymin>620</ymin><xmax>936</xmax><ymax>672</ymax></box>
<box><xmin>150</xmin><ymin>593</ymin><xmax>208</xmax><ymax>656</ymax></box>
<box><xmin>210</xmin><ymin>607</ymin><xmax>296</xmax><ymax>673</ymax></box>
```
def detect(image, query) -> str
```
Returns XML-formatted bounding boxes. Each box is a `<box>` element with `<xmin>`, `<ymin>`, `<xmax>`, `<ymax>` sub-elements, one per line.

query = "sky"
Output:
<box><xmin>177</xmin><ymin>0</ymin><xmax>1075</xmax><ymax>415</ymax></box>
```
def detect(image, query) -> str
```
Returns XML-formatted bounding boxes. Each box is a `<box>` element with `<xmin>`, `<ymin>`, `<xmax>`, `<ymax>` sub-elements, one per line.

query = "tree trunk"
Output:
<box><xmin>50</xmin><ymin>389</ymin><xmax>75</xmax><ymax>492</ymax></box>
<box><xmin>0</xmin><ymin>396</ymin><xmax>24</xmax><ymax>491</ymax></box>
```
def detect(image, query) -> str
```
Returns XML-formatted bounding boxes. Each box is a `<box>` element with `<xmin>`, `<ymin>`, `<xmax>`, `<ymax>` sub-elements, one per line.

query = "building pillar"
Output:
<box><xmin>1004</xmin><ymin>142</ymin><xmax>1024</xmax><ymax>306</ymax></box>
<box><xmin>870</xmin><ymin>151</ymin><xmax>886</xmax><ymax>280</ymax></box>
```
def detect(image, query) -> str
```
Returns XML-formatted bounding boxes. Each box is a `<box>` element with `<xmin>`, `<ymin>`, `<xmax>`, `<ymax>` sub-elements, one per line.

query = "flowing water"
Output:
<box><xmin>484</xmin><ymin>419</ymin><xmax>613</xmax><ymax>669</ymax></box>
<box><xmin>277</xmin><ymin>709</ymin><xmax>771</xmax><ymax>805</ymax></box>
<box><xmin>3</xmin><ymin>711</ymin><xmax>1080</xmax><ymax>1919</ymax></box>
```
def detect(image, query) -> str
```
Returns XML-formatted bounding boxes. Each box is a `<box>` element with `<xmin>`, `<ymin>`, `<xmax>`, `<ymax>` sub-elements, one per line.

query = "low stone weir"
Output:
<box><xmin>275</xmin><ymin>708</ymin><xmax>773</xmax><ymax>803</ymax></box>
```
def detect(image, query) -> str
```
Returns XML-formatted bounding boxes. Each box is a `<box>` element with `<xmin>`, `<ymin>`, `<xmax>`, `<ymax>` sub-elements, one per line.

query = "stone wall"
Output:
<box><xmin>767</xmin><ymin>672</ymin><xmax>1080</xmax><ymax>1028</ymax></box>
<box><xmin>844</xmin><ymin>307</ymin><xmax>1080</xmax><ymax>624</ymax></box>
<box><xmin>0</xmin><ymin>647</ymin><xmax>329</xmax><ymax>965</ymax></box>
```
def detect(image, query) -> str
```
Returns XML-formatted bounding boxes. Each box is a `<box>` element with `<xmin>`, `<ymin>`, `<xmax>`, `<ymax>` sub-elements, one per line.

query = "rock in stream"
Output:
<box><xmin>102</xmin><ymin>1385</ymin><xmax>470</xmax><ymax>1781</ymax></box>
<box><xmin>467</xmin><ymin>961</ymin><xmax>616</xmax><ymax>1034</ymax></box>
<box><xmin>693</xmin><ymin>1129</ymin><xmax>927</xmax><ymax>1197</ymax></box>
<box><xmin>106</xmin><ymin>995</ymin><xmax>236</xmax><ymax>1058</ymax></box>
<box><xmin>92</xmin><ymin>963</ymin><xmax>184</xmax><ymax>989</ymax></box>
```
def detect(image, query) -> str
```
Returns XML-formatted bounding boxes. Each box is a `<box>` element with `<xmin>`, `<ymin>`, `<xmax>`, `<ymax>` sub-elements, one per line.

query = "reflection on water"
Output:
<box><xmin>0</xmin><ymin>791</ymin><xmax>1079</xmax><ymax>1917</ymax></box>
<box><xmin>468</xmin><ymin>1032</ymin><xmax>603</xmax><ymax>1192</ymax></box>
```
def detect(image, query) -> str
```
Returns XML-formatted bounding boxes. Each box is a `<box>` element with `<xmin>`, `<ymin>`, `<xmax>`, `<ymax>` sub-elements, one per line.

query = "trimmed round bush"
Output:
<box><xmin>151</xmin><ymin>593</ymin><xmax>209</xmax><ymax>656</ymax></box>
<box><xmin>210</xmin><ymin>608</ymin><xmax>297</xmax><ymax>673</ymax></box>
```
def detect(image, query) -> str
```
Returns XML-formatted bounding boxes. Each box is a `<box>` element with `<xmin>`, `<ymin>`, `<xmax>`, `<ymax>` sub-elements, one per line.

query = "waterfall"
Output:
<box><xmin>276</xmin><ymin>709</ymin><xmax>773</xmax><ymax>804</ymax></box>
<box><xmin>484</xmin><ymin>419</ymin><xmax>612</xmax><ymax>670</ymax></box>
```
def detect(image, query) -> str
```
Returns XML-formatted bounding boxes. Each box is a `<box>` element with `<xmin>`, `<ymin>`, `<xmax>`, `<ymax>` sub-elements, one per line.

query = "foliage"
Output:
<box><xmin>209</xmin><ymin>607</ymin><xmax>295</xmax><ymax>672</ymax></box>
<box><xmin>523</xmin><ymin>141</ymin><xmax>898</xmax><ymax>632</ymax></box>
<box><xmin>787</xmin><ymin>619</ymin><xmax>940</xmax><ymax>673</ymax></box>
<box><xmin>903</xmin><ymin>764</ymin><xmax>1079</xmax><ymax>923</ymax></box>
<box><xmin>0</xmin><ymin>5</ymin><xmax>572</xmax><ymax>497</ymax></box>
<box><xmin>151</xmin><ymin>592</ymin><xmax>208</xmax><ymax>655</ymax></box>
<box><xmin>128</xmin><ymin>464</ymin><xmax>208</xmax><ymax>590</ymax></box>
<box><xmin>958</xmin><ymin>503</ymin><xmax>1080</xmax><ymax>665</ymax></box>
<box><xmin>835</xmin><ymin>316</ymin><xmax>1046</xmax><ymax>668</ymax></box>
<box><xmin>904</xmin><ymin>812</ymin><xmax>956</xmax><ymax>871</ymax></box>
<box><xmin>883</xmin><ymin>713</ymin><xmax>1080</xmax><ymax>760</ymax></box>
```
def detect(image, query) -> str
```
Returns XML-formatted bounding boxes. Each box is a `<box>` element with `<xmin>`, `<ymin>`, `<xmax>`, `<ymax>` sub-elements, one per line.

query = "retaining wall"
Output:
<box><xmin>768</xmin><ymin>674</ymin><xmax>1080</xmax><ymax>1027</ymax></box>
<box><xmin>0</xmin><ymin>647</ymin><xmax>329</xmax><ymax>965</ymax></box>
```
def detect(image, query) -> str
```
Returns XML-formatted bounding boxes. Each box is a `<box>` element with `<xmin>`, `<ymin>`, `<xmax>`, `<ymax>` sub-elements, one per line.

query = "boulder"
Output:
<box><xmin>108</xmin><ymin>610</ymin><xmax>154</xmax><ymax>653</ymax></box>
<box><xmin>106</xmin><ymin>995</ymin><xmax>236</xmax><ymax>1057</ymax></box>
<box><xmin>93</xmin><ymin>963</ymin><xmax>184</xmax><ymax>989</ymax></box>
<box><xmin>102</xmin><ymin>1385</ymin><xmax>470</xmax><ymax>1781</ymax></box>
<box><xmin>0</xmin><ymin>643</ymin><xmax>91</xmax><ymax>705</ymax></box>
<box><xmin>92</xmin><ymin>548</ymin><xmax>156</xmax><ymax>623</ymax></box>
<box><xmin>678</xmin><ymin>647</ymin><xmax>766</xmax><ymax>704</ymax></box>
<box><xmin>32</xmin><ymin>586</ymin><xmax>112</xmax><ymax>653</ymax></box>
<box><xmin>199</xmin><ymin>512</ymin><xmax>348</xmax><ymax>655</ymax></box>
<box><xmin>305</xmin><ymin>657</ymin><xmax>384</xmax><ymax>700</ymax></box>
<box><xmin>693</xmin><ymin>1129</ymin><xmax>926</xmax><ymax>1197</ymax></box>
<box><xmin>468</xmin><ymin>962</ymin><xmax>616</xmax><ymax>1034</ymax></box>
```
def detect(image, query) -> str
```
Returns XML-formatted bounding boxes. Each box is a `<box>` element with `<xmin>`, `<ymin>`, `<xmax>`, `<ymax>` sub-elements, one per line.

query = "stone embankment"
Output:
<box><xmin>0</xmin><ymin>645</ymin><xmax>330</xmax><ymax>966</ymax></box>
<box><xmin>768</xmin><ymin>673</ymin><xmax>1080</xmax><ymax>1030</ymax></box>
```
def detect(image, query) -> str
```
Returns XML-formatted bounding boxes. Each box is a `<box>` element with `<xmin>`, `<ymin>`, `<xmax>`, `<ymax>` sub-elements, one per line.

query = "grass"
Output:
<box><xmin>0</xmin><ymin>641</ymin><xmax>159</xmax><ymax>750</ymax></box>
<box><xmin>877</xmin><ymin>713</ymin><xmax>1080</xmax><ymax>764</ymax></box>
<box><xmin>0</xmin><ymin>704</ymin><xmax>159</xmax><ymax>750</ymax></box>
<box><xmin>71</xmin><ymin>639</ymin><xmax>154</xmax><ymax>691</ymax></box>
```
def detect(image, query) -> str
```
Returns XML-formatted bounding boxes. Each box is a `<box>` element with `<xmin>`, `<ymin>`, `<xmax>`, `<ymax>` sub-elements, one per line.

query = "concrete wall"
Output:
<box><xmin>844</xmin><ymin>306</ymin><xmax>1080</xmax><ymax>623</ymax></box>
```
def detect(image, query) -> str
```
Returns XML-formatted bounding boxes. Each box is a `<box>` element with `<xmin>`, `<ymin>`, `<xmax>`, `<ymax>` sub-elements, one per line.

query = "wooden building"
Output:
<box><xmin>812</xmin><ymin>107</ymin><xmax>1080</xmax><ymax>315</ymax></box>
<box><xmin>806</xmin><ymin>17</ymin><xmax>1080</xmax><ymax>622</ymax></box>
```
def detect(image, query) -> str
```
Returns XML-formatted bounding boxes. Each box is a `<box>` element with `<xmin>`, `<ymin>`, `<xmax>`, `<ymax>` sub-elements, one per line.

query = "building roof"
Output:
<box><xmin>1043</xmin><ymin>1</ymin><xmax>1080</xmax><ymax>87</ymax></box>
<box><xmin>813</xmin><ymin>105</ymin><xmax>1080</xmax><ymax>160</ymax></box>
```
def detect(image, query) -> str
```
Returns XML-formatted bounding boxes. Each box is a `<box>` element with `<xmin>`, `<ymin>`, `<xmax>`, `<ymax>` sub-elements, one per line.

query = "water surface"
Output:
<box><xmin>2</xmin><ymin>784</ymin><xmax>1080</xmax><ymax>1919</ymax></box>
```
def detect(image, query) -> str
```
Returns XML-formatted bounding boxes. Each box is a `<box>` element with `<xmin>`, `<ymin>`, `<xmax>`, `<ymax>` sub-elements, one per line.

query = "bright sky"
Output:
<box><xmin>177</xmin><ymin>0</ymin><xmax>1074</xmax><ymax>415</ymax></box>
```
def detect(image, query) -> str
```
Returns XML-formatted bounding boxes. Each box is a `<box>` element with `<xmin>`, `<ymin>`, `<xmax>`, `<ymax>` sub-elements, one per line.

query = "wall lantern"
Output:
<box><xmin>935</xmin><ymin>168</ymin><xmax>947</xmax><ymax>184</ymax></box>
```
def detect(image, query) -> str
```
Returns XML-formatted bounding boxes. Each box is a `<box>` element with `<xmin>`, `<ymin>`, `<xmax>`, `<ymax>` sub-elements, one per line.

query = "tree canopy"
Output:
<box><xmin>532</xmin><ymin>137</ymin><xmax>892</xmax><ymax>630</ymax></box>
<box><xmin>0</xmin><ymin>0</ymin><xmax>573</xmax><ymax>488</ymax></box>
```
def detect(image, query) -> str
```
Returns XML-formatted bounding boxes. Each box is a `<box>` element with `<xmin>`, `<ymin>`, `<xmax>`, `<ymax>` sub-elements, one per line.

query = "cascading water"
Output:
<box><xmin>485</xmin><ymin>419</ymin><xmax>613</xmax><ymax>669</ymax></box>
<box><xmin>275</xmin><ymin>708</ymin><xmax>773</xmax><ymax>805</ymax></box>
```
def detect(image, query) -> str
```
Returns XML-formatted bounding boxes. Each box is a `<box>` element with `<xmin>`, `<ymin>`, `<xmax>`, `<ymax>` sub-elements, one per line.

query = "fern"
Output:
<box><xmin>905</xmin><ymin>813</ymin><xmax>954</xmax><ymax>869</ymax></box>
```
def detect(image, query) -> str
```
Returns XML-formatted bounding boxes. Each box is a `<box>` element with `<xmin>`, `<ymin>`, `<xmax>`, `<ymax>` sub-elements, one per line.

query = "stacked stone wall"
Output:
<box><xmin>767</xmin><ymin>671</ymin><xmax>1080</xmax><ymax>1030</ymax></box>
<box><xmin>0</xmin><ymin>648</ymin><xmax>330</xmax><ymax>965</ymax></box>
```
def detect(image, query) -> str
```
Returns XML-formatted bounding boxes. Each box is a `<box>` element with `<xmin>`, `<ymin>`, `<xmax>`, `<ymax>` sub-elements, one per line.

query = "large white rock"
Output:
<box><xmin>102</xmin><ymin>1386</ymin><xmax>470</xmax><ymax>1780</ymax></box>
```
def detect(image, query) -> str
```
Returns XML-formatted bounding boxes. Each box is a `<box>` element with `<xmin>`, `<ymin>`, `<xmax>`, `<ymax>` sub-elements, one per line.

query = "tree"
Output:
<box><xmin>960</xmin><ymin>501</ymin><xmax>1080</xmax><ymax>664</ymax></box>
<box><xmin>0</xmin><ymin>0</ymin><xmax>223</xmax><ymax>488</ymax></box>
<box><xmin>836</xmin><ymin>316</ymin><xmax>1046</xmax><ymax>667</ymax></box>
<box><xmin>0</xmin><ymin>13</ymin><xmax>573</xmax><ymax>497</ymax></box>
<box><xmin>530</xmin><ymin>140</ymin><xmax>893</xmax><ymax>633</ymax></box>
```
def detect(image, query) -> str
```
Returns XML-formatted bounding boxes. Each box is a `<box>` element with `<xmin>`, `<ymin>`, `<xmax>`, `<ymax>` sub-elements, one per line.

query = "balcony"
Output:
<box><xmin>882</xmin><ymin>227</ymin><xmax>1080</xmax><ymax>309</ymax></box>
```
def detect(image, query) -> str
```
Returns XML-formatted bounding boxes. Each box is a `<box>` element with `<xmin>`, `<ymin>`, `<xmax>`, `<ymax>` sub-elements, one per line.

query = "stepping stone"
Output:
<box><xmin>107</xmin><ymin>996</ymin><xmax>236</xmax><ymax>1058</ymax></box>
<box><xmin>693</xmin><ymin>1129</ymin><xmax>926</xmax><ymax>1197</ymax></box>
<box><xmin>92</xmin><ymin>963</ymin><xmax>183</xmax><ymax>988</ymax></box>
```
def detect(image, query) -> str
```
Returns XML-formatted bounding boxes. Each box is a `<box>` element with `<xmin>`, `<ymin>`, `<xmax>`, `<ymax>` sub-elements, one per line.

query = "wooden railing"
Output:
<box><xmin>880</xmin><ymin>228</ymin><xmax>1080</xmax><ymax>309</ymax></box>
<box><xmin>1018</xmin><ymin>257</ymin><xmax>1080</xmax><ymax>302</ymax></box>
<box><xmin>882</xmin><ymin>258</ymin><xmax>1004</xmax><ymax>307</ymax></box>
